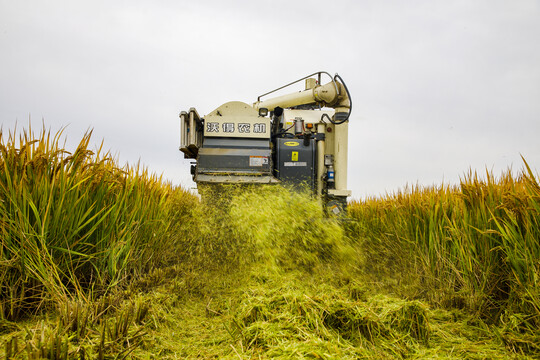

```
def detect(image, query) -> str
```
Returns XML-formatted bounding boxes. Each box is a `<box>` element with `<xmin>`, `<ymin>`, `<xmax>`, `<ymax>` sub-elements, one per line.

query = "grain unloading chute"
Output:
<box><xmin>179</xmin><ymin>71</ymin><xmax>352</xmax><ymax>214</ymax></box>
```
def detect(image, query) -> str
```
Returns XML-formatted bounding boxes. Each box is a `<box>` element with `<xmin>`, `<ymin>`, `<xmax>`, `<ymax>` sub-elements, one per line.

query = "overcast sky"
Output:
<box><xmin>1</xmin><ymin>0</ymin><xmax>539</xmax><ymax>199</ymax></box>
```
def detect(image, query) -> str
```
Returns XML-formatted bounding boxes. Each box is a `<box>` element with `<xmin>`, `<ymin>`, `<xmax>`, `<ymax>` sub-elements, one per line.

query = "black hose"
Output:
<box><xmin>272</xmin><ymin>129</ymin><xmax>295</xmax><ymax>139</ymax></box>
<box><xmin>321</xmin><ymin>73</ymin><xmax>352</xmax><ymax>125</ymax></box>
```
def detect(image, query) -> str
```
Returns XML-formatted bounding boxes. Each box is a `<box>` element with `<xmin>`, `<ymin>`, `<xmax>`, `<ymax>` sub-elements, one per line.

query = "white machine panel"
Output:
<box><xmin>203</xmin><ymin>116</ymin><xmax>270</xmax><ymax>138</ymax></box>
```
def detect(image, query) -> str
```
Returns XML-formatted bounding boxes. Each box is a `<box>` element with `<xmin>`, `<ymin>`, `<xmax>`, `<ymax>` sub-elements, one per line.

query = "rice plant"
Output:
<box><xmin>2</xmin><ymin>123</ymin><xmax>538</xmax><ymax>358</ymax></box>
<box><xmin>349</xmin><ymin>160</ymin><xmax>540</xmax><ymax>333</ymax></box>
<box><xmin>0</xmin><ymin>126</ymin><xmax>197</xmax><ymax>320</ymax></box>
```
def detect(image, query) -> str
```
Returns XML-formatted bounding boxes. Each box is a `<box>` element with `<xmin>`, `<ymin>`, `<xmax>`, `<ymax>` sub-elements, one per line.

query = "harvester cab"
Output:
<box><xmin>179</xmin><ymin>71</ymin><xmax>352</xmax><ymax>214</ymax></box>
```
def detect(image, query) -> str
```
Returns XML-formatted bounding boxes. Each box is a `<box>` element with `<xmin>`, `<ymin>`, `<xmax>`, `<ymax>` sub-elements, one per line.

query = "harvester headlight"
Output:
<box><xmin>258</xmin><ymin>108</ymin><xmax>269</xmax><ymax>117</ymax></box>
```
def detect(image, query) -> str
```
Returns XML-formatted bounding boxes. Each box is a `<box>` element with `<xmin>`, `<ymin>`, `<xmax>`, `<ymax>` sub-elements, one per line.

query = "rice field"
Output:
<box><xmin>349</xmin><ymin>164</ymin><xmax>540</xmax><ymax>328</ymax></box>
<box><xmin>1</xmin><ymin>127</ymin><xmax>538</xmax><ymax>359</ymax></box>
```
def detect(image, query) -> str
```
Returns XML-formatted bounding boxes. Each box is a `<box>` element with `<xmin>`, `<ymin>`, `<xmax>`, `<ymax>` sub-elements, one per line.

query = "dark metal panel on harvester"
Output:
<box><xmin>197</xmin><ymin>137</ymin><xmax>272</xmax><ymax>174</ymax></box>
<box><xmin>275</xmin><ymin>138</ymin><xmax>316</xmax><ymax>191</ymax></box>
<box><xmin>202</xmin><ymin>138</ymin><xmax>270</xmax><ymax>149</ymax></box>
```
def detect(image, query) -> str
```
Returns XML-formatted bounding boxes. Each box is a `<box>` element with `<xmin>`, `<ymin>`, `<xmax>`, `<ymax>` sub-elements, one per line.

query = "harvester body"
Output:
<box><xmin>179</xmin><ymin>71</ymin><xmax>351</xmax><ymax>214</ymax></box>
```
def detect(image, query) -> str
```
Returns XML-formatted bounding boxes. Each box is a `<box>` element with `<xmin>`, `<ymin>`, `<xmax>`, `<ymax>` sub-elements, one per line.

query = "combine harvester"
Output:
<box><xmin>179</xmin><ymin>71</ymin><xmax>352</xmax><ymax>215</ymax></box>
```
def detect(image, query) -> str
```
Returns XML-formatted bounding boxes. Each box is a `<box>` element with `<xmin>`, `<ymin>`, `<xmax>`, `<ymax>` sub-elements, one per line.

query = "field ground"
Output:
<box><xmin>126</xmin><ymin>265</ymin><xmax>533</xmax><ymax>359</ymax></box>
<box><xmin>2</xmin><ymin>256</ymin><xmax>536</xmax><ymax>359</ymax></box>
